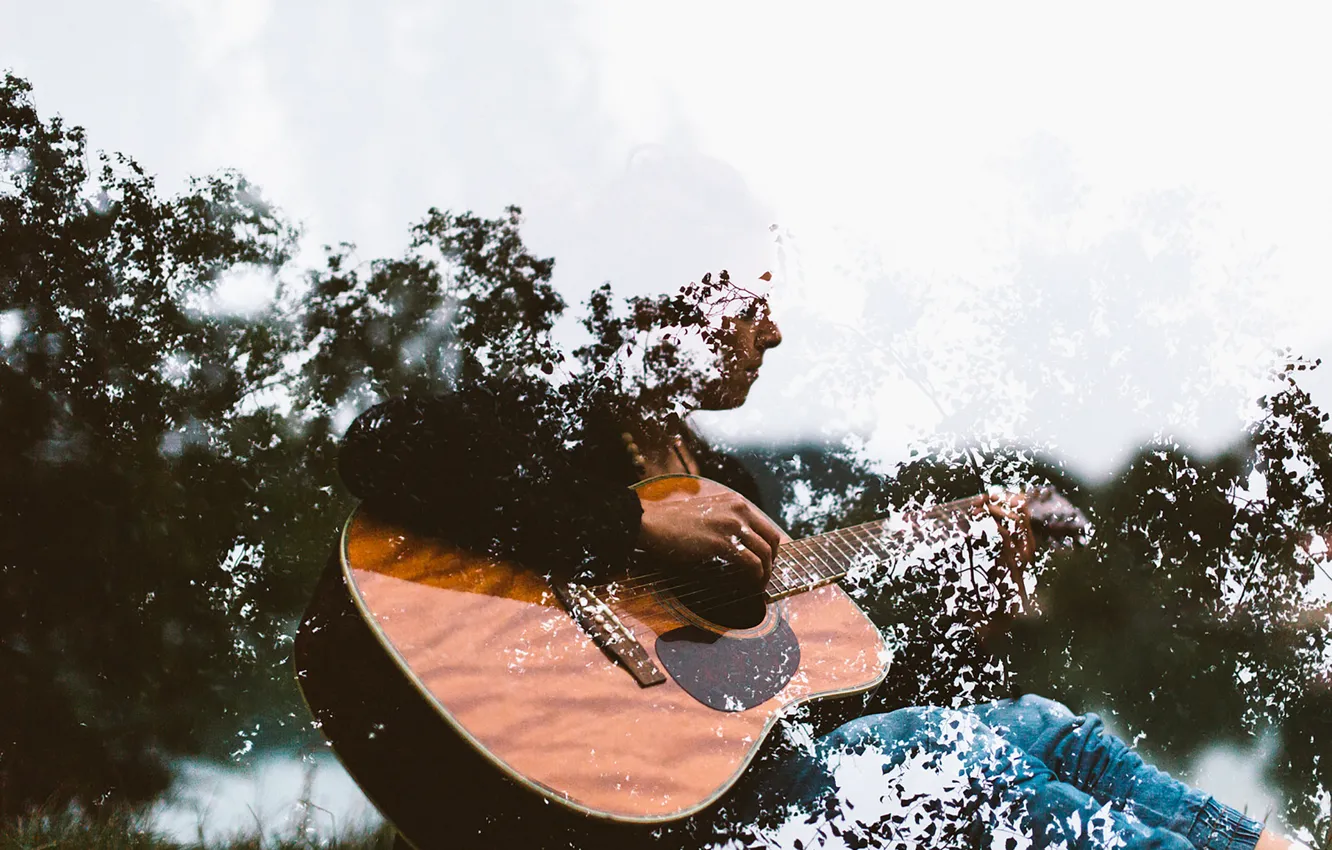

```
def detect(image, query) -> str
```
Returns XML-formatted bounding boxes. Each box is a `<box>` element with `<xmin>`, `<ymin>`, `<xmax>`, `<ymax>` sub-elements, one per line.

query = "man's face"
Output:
<box><xmin>697</xmin><ymin>298</ymin><xmax>783</xmax><ymax>410</ymax></box>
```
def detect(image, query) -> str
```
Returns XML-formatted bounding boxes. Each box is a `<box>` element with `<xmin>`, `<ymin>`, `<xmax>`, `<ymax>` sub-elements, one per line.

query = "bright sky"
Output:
<box><xmin>5</xmin><ymin>0</ymin><xmax>1332</xmax><ymax>479</ymax></box>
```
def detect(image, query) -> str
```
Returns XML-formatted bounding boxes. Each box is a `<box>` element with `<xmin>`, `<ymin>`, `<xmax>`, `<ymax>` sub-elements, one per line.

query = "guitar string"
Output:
<box><xmin>612</xmin><ymin>536</ymin><xmax>841</xmax><ymax>590</ymax></box>
<box><xmin>623</xmin><ymin>494</ymin><xmax>1084</xmax><ymax>613</ymax></box>
<box><xmin>588</xmin><ymin>505</ymin><xmax>953</xmax><ymax>606</ymax></box>
<box><xmin>609</xmin><ymin>524</ymin><xmax>961</xmax><ymax>613</ymax></box>
<box><xmin>584</xmin><ymin>529</ymin><xmax>839</xmax><ymax>596</ymax></box>
<box><xmin>592</xmin><ymin>540</ymin><xmax>844</xmax><ymax>608</ymax></box>
<box><xmin>654</xmin><ymin>525</ymin><xmax>935</xmax><ymax>611</ymax></box>
<box><xmin>592</xmin><ymin>531</ymin><xmax>858</xmax><ymax>603</ymax></box>
<box><xmin>596</xmin><ymin>491</ymin><xmax>990</xmax><ymax>599</ymax></box>
<box><xmin>586</xmin><ymin>494</ymin><xmax>1031</xmax><ymax>611</ymax></box>
<box><xmin>663</xmin><ymin>528</ymin><xmax>889</xmax><ymax>608</ymax></box>
<box><xmin>602</xmin><ymin>566</ymin><xmax>836</xmax><ymax>612</ymax></box>
<box><xmin>651</xmin><ymin>549</ymin><xmax>860</xmax><ymax>611</ymax></box>
<box><xmin>592</xmin><ymin>528</ymin><xmax>878</xmax><ymax>610</ymax></box>
<box><xmin>590</xmin><ymin>556</ymin><xmax>831</xmax><ymax>609</ymax></box>
<box><xmin>593</xmin><ymin>505</ymin><xmax>937</xmax><ymax>602</ymax></box>
<box><xmin>588</xmin><ymin>521</ymin><xmax>1012</xmax><ymax>614</ymax></box>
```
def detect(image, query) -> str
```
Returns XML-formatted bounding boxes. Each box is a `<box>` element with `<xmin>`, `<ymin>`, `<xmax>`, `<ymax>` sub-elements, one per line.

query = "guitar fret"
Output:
<box><xmin>846</xmin><ymin>524</ymin><xmax>893</xmax><ymax>562</ymax></box>
<box><xmin>848</xmin><ymin>532</ymin><xmax>889</xmax><ymax>571</ymax></box>
<box><xmin>800</xmin><ymin>538</ymin><xmax>843</xmax><ymax>579</ymax></box>
<box><xmin>803</xmin><ymin>538</ymin><xmax>841</xmax><ymax>577</ymax></box>
<box><xmin>806</xmin><ymin>544</ymin><xmax>837</xmax><ymax>580</ymax></box>
<box><xmin>815</xmin><ymin>541</ymin><xmax>845</xmax><ymax>578</ymax></box>
<box><xmin>783</xmin><ymin>554</ymin><xmax>815</xmax><ymax>586</ymax></box>
<box><xmin>766</xmin><ymin>559</ymin><xmax>795</xmax><ymax>595</ymax></box>
<box><xmin>799</xmin><ymin>540</ymin><xmax>835</xmax><ymax>580</ymax></box>
<box><xmin>841</xmin><ymin>527</ymin><xmax>895</xmax><ymax>564</ymax></box>
<box><xmin>821</xmin><ymin>529</ymin><xmax>861</xmax><ymax>567</ymax></box>
<box><xmin>767</xmin><ymin>504</ymin><xmax>964</xmax><ymax>600</ymax></box>
<box><xmin>760</xmin><ymin>491</ymin><xmax>1067</xmax><ymax>602</ymax></box>
<box><xmin>780</xmin><ymin>544</ymin><xmax>822</xmax><ymax>590</ymax></box>
<box><xmin>841</xmin><ymin>526</ymin><xmax>872</xmax><ymax>555</ymax></box>
<box><xmin>772</xmin><ymin>539</ymin><xmax>817</xmax><ymax>595</ymax></box>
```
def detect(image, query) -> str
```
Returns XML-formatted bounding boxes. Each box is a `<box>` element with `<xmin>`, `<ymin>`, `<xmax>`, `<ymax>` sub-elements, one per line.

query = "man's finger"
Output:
<box><xmin>733</xmin><ymin>547</ymin><xmax>766</xmax><ymax>587</ymax></box>
<box><xmin>735</xmin><ymin>525</ymin><xmax>773</xmax><ymax>584</ymax></box>
<box><xmin>740</xmin><ymin>504</ymin><xmax>784</xmax><ymax>564</ymax></box>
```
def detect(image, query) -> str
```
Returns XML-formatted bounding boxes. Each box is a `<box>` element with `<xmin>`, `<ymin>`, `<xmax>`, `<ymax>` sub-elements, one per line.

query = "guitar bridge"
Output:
<box><xmin>554</xmin><ymin>583</ymin><xmax>666</xmax><ymax>688</ymax></box>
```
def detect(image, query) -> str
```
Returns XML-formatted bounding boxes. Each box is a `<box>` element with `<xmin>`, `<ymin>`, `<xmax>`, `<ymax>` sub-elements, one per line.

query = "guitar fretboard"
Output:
<box><xmin>763</xmin><ymin>519</ymin><xmax>896</xmax><ymax>600</ymax></box>
<box><xmin>762</xmin><ymin>494</ymin><xmax>994</xmax><ymax>601</ymax></box>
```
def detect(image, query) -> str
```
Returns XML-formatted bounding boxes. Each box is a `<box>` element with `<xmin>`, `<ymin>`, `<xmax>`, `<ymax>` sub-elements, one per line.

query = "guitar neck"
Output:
<box><xmin>761</xmin><ymin>493</ymin><xmax>999</xmax><ymax>601</ymax></box>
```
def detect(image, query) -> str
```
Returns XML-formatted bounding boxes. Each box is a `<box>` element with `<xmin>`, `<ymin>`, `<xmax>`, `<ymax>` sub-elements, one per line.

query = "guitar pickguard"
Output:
<box><xmin>654</xmin><ymin>615</ymin><xmax>801</xmax><ymax>711</ymax></box>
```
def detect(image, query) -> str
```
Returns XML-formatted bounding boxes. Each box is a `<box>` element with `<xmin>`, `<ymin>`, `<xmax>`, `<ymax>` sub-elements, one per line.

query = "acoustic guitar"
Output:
<box><xmin>294</xmin><ymin>475</ymin><xmax>1085</xmax><ymax>849</ymax></box>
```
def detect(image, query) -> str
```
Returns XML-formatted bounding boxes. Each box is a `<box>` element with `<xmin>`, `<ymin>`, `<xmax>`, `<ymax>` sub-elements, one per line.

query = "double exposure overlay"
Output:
<box><xmin>3</xmin><ymin>56</ymin><xmax>1331</xmax><ymax>850</ymax></box>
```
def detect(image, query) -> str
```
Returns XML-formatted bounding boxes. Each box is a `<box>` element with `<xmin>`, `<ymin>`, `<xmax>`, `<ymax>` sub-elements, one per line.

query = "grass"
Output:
<box><xmin>0</xmin><ymin>806</ymin><xmax>398</xmax><ymax>850</ymax></box>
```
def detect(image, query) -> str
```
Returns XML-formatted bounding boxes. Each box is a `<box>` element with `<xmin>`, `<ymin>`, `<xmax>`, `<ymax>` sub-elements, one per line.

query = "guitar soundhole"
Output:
<box><xmin>672</xmin><ymin>576</ymin><xmax>767</xmax><ymax>630</ymax></box>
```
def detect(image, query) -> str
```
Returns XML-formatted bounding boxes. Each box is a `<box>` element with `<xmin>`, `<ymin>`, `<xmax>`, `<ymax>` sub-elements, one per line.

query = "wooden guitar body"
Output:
<box><xmin>295</xmin><ymin>475</ymin><xmax>890</xmax><ymax>849</ymax></box>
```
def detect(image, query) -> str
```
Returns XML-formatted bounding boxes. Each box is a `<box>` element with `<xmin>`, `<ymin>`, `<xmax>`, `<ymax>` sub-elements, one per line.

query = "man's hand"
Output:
<box><xmin>636</xmin><ymin>490</ymin><xmax>784</xmax><ymax>588</ymax></box>
<box><xmin>974</xmin><ymin>487</ymin><xmax>1090</xmax><ymax>610</ymax></box>
<box><xmin>981</xmin><ymin>491</ymin><xmax>1037</xmax><ymax>571</ymax></box>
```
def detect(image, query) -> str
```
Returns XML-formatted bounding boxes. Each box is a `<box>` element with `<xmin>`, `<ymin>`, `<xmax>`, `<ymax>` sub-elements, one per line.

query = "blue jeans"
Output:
<box><xmin>733</xmin><ymin>696</ymin><xmax>1265</xmax><ymax>849</ymax></box>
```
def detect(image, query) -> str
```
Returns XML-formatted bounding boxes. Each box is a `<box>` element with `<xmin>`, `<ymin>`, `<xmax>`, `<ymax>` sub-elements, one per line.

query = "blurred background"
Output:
<box><xmin>2</xmin><ymin>1</ymin><xmax>1331</xmax><ymax>846</ymax></box>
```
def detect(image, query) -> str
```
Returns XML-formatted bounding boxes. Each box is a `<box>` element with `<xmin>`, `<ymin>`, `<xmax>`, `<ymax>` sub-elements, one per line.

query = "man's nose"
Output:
<box><xmin>758</xmin><ymin>318</ymin><xmax>782</xmax><ymax>351</ymax></box>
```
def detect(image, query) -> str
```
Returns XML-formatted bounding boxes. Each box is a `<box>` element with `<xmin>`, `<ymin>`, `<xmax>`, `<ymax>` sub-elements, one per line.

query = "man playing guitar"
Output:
<box><xmin>329</xmin><ymin>274</ymin><xmax>1297</xmax><ymax>850</ymax></box>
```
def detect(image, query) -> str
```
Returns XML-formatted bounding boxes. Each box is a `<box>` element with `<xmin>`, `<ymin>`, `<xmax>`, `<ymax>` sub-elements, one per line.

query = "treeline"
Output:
<box><xmin>2</xmin><ymin>73</ymin><xmax>1330</xmax><ymax>840</ymax></box>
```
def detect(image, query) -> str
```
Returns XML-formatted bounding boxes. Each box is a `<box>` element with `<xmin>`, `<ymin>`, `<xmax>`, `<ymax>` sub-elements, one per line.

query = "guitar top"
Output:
<box><xmin>295</xmin><ymin>475</ymin><xmax>1085</xmax><ymax>846</ymax></box>
<box><xmin>299</xmin><ymin>476</ymin><xmax>888</xmax><ymax>826</ymax></box>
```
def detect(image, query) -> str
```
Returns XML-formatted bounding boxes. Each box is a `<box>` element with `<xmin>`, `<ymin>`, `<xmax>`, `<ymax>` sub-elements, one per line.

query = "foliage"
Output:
<box><xmin>1005</xmin><ymin>359</ymin><xmax>1332</xmax><ymax>836</ymax></box>
<box><xmin>575</xmin><ymin>269</ymin><xmax>772</xmax><ymax>421</ymax></box>
<box><xmin>1</xmin><ymin>70</ymin><xmax>303</xmax><ymax>813</ymax></box>
<box><xmin>0</xmin><ymin>73</ymin><xmax>573</xmax><ymax>815</ymax></box>
<box><xmin>296</xmin><ymin>205</ymin><xmax>565</xmax><ymax>419</ymax></box>
<box><xmin>867</xmin><ymin>360</ymin><xmax>1332</xmax><ymax>837</ymax></box>
<box><xmin>6</xmin><ymin>68</ymin><xmax>1332</xmax><ymax>843</ymax></box>
<box><xmin>744</xmin><ymin>362</ymin><xmax>1332</xmax><ymax>835</ymax></box>
<box><xmin>0</xmin><ymin>803</ymin><xmax>394</xmax><ymax>850</ymax></box>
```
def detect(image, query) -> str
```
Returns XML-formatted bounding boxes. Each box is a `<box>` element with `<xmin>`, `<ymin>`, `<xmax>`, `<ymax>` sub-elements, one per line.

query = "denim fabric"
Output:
<box><xmin>734</xmin><ymin>696</ymin><xmax>1265</xmax><ymax>850</ymax></box>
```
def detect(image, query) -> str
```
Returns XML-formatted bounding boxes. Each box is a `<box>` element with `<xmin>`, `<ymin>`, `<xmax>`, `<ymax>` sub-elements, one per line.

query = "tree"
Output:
<box><xmin>966</xmin><ymin>361</ymin><xmax>1332</xmax><ymax>838</ymax></box>
<box><xmin>0</xmin><ymin>70</ymin><xmax>303</xmax><ymax>812</ymax></box>
<box><xmin>0</xmin><ymin>73</ymin><xmax>573</xmax><ymax>815</ymax></box>
<box><xmin>6</xmin><ymin>69</ymin><xmax>1331</xmax><ymax>841</ymax></box>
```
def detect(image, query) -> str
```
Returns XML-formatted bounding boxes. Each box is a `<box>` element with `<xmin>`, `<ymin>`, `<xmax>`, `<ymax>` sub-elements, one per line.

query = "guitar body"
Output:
<box><xmin>296</xmin><ymin>475</ymin><xmax>889</xmax><ymax>849</ymax></box>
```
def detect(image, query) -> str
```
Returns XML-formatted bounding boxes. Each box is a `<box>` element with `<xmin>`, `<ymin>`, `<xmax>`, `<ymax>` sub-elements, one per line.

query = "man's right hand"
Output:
<box><xmin>636</xmin><ymin>490</ymin><xmax>784</xmax><ymax>588</ymax></box>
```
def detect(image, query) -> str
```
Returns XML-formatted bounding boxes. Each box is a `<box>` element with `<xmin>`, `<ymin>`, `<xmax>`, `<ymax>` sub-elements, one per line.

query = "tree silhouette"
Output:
<box><xmin>944</xmin><ymin>361</ymin><xmax>1332</xmax><ymax>838</ymax></box>
<box><xmin>0</xmin><ymin>73</ymin><xmax>573</xmax><ymax>815</ymax></box>
<box><xmin>4</xmin><ymin>70</ymin><xmax>1331</xmax><ymax>843</ymax></box>
<box><xmin>0</xmin><ymin>70</ymin><xmax>303</xmax><ymax>812</ymax></box>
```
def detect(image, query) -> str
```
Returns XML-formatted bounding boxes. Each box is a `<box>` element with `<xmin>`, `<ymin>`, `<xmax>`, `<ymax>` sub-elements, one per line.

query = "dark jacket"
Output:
<box><xmin>337</xmin><ymin>379</ymin><xmax>765</xmax><ymax>577</ymax></box>
<box><xmin>335</xmin><ymin>380</ymin><xmax>781</xmax><ymax>848</ymax></box>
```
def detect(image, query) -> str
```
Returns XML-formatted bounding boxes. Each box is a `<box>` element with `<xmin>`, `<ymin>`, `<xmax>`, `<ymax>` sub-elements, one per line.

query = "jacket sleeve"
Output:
<box><xmin>337</xmin><ymin>384</ymin><xmax>644</xmax><ymax>579</ymax></box>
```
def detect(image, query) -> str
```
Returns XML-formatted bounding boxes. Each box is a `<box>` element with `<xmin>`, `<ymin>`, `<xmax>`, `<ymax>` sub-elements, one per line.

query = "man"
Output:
<box><xmin>339</xmin><ymin>274</ymin><xmax>1298</xmax><ymax>849</ymax></box>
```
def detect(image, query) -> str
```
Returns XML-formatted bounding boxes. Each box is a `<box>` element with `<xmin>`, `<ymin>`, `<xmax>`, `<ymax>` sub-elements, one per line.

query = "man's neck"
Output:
<box><xmin>619</xmin><ymin>410</ymin><xmax>701</xmax><ymax>479</ymax></box>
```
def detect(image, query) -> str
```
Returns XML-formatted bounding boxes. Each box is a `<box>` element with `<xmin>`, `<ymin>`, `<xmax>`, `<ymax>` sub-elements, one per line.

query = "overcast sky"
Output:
<box><xmin>5</xmin><ymin>1</ymin><xmax>1332</xmax><ymax>479</ymax></box>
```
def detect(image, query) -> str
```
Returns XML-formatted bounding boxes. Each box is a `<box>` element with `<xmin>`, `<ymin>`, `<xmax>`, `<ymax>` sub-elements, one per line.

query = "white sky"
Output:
<box><xmin>5</xmin><ymin>0</ymin><xmax>1332</xmax><ymax>479</ymax></box>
